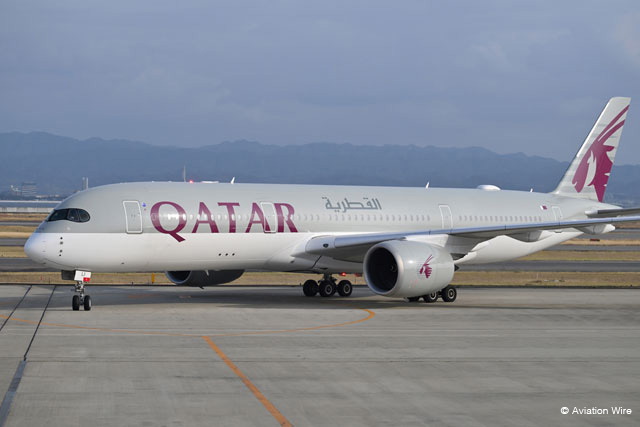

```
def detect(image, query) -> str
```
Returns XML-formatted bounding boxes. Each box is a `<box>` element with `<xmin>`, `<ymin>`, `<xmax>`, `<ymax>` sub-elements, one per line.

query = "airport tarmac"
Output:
<box><xmin>0</xmin><ymin>285</ymin><xmax>638</xmax><ymax>426</ymax></box>
<box><xmin>576</xmin><ymin>229</ymin><xmax>640</xmax><ymax>240</ymax></box>
<box><xmin>0</xmin><ymin>259</ymin><xmax>51</xmax><ymax>273</ymax></box>
<box><xmin>0</xmin><ymin>240</ymin><xmax>26</xmax><ymax>247</ymax></box>
<box><xmin>462</xmin><ymin>260</ymin><xmax>640</xmax><ymax>272</ymax></box>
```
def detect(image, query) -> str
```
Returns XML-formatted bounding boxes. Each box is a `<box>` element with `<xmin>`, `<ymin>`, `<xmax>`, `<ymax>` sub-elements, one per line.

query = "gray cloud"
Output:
<box><xmin>1</xmin><ymin>1</ymin><xmax>639</xmax><ymax>163</ymax></box>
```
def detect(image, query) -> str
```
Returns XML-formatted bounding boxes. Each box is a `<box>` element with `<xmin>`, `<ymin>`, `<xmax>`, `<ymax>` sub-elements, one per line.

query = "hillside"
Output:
<box><xmin>1</xmin><ymin>132</ymin><xmax>639</xmax><ymax>205</ymax></box>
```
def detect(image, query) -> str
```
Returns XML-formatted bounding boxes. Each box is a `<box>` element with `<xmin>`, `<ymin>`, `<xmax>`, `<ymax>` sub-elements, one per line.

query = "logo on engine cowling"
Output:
<box><xmin>419</xmin><ymin>255</ymin><xmax>433</xmax><ymax>279</ymax></box>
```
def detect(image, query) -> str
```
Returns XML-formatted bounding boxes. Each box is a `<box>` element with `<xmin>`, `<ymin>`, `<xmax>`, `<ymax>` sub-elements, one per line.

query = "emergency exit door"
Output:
<box><xmin>439</xmin><ymin>205</ymin><xmax>453</xmax><ymax>229</ymax></box>
<box><xmin>123</xmin><ymin>201</ymin><xmax>143</xmax><ymax>234</ymax></box>
<box><xmin>260</xmin><ymin>202</ymin><xmax>277</xmax><ymax>233</ymax></box>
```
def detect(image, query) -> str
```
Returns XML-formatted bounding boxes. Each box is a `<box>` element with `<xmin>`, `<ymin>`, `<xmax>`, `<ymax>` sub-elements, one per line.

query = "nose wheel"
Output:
<box><xmin>72</xmin><ymin>281</ymin><xmax>92</xmax><ymax>311</ymax></box>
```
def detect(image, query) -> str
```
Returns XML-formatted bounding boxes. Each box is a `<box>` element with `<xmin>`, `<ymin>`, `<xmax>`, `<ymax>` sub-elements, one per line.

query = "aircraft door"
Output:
<box><xmin>260</xmin><ymin>202</ymin><xmax>277</xmax><ymax>233</ymax></box>
<box><xmin>123</xmin><ymin>201</ymin><xmax>143</xmax><ymax>234</ymax></box>
<box><xmin>439</xmin><ymin>205</ymin><xmax>453</xmax><ymax>229</ymax></box>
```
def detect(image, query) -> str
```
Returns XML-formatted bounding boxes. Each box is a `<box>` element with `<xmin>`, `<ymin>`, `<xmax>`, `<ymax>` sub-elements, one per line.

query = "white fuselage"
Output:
<box><xmin>24</xmin><ymin>182</ymin><xmax>612</xmax><ymax>274</ymax></box>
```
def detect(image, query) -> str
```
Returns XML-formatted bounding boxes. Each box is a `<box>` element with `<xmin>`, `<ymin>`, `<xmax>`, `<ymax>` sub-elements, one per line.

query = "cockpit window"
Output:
<box><xmin>47</xmin><ymin>208</ymin><xmax>91</xmax><ymax>223</ymax></box>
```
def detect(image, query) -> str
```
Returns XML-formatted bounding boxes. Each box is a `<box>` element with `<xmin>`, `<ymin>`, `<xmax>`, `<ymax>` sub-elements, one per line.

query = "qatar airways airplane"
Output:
<box><xmin>25</xmin><ymin>97</ymin><xmax>639</xmax><ymax>311</ymax></box>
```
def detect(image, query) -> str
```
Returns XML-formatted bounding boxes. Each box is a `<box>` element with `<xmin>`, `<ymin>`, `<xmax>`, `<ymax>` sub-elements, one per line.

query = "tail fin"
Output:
<box><xmin>553</xmin><ymin>97</ymin><xmax>631</xmax><ymax>202</ymax></box>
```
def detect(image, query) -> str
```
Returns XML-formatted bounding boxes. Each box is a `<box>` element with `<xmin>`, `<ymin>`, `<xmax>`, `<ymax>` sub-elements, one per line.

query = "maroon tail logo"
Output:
<box><xmin>572</xmin><ymin>105</ymin><xmax>628</xmax><ymax>202</ymax></box>
<box><xmin>419</xmin><ymin>255</ymin><xmax>434</xmax><ymax>279</ymax></box>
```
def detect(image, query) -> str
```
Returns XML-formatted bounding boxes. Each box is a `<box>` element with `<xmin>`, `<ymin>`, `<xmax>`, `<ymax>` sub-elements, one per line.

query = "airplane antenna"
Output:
<box><xmin>182</xmin><ymin>165</ymin><xmax>186</xmax><ymax>182</ymax></box>
<box><xmin>425</xmin><ymin>182</ymin><xmax>430</xmax><ymax>189</ymax></box>
<box><xmin>230</xmin><ymin>177</ymin><xmax>235</xmax><ymax>184</ymax></box>
<box><xmin>530</xmin><ymin>188</ymin><xmax>533</xmax><ymax>192</ymax></box>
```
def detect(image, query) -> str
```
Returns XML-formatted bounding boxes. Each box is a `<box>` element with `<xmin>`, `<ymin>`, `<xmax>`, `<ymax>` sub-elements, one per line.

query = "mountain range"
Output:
<box><xmin>2</xmin><ymin>131</ymin><xmax>639</xmax><ymax>205</ymax></box>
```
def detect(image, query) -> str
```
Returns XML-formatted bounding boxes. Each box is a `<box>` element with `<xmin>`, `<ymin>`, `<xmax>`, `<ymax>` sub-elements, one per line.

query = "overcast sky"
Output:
<box><xmin>1</xmin><ymin>1</ymin><xmax>639</xmax><ymax>162</ymax></box>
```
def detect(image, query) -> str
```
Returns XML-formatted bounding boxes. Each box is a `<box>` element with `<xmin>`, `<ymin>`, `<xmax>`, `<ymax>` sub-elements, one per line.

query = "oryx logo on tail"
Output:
<box><xmin>572</xmin><ymin>105</ymin><xmax>628</xmax><ymax>202</ymax></box>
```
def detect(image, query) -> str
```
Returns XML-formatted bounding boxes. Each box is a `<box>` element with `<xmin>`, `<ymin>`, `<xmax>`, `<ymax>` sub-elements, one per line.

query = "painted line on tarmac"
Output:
<box><xmin>0</xmin><ymin>361</ymin><xmax>25</xmax><ymax>427</ymax></box>
<box><xmin>0</xmin><ymin>286</ymin><xmax>31</xmax><ymax>332</ymax></box>
<box><xmin>22</xmin><ymin>285</ymin><xmax>56</xmax><ymax>359</ymax></box>
<box><xmin>203</xmin><ymin>336</ymin><xmax>292</xmax><ymax>427</ymax></box>
<box><xmin>0</xmin><ymin>286</ymin><xmax>55</xmax><ymax>427</ymax></box>
<box><xmin>0</xmin><ymin>290</ymin><xmax>376</xmax><ymax>427</ymax></box>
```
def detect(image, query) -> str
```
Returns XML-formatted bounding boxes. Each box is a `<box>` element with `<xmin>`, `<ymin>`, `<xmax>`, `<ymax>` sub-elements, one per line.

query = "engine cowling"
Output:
<box><xmin>364</xmin><ymin>241</ymin><xmax>454</xmax><ymax>298</ymax></box>
<box><xmin>165</xmin><ymin>270</ymin><xmax>244</xmax><ymax>287</ymax></box>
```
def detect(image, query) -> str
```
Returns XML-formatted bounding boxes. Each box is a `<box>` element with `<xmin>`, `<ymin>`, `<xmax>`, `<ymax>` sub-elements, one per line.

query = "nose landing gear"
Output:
<box><xmin>72</xmin><ymin>281</ymin><xmax>92</xmax><ymax>311</ymax></box>
<box><xmin>302</xmin><ymin>274</ymin><xmax>353</xmax><ymax>298</ymax></box>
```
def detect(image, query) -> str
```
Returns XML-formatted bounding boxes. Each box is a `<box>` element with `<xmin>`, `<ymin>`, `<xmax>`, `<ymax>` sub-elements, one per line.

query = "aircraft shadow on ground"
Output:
<box><xmin>2</xmin><ymin>285</ymin><xmax>633</xmax><ymax>312</ymax></box>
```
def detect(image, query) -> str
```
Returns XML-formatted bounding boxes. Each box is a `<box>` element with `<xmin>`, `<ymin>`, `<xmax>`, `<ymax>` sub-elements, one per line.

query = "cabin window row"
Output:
<box><xmin>457</xmin><ymin>214</ymin><xmax>543</xmax><ymax>223</ymax></box>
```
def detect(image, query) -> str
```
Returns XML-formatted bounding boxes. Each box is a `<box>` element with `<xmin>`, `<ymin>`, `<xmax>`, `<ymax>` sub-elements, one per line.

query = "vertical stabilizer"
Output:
<box><xmin>553</xmin><ymin>97</ymin><xmax>631</xmax><ymax>202</ymax></box>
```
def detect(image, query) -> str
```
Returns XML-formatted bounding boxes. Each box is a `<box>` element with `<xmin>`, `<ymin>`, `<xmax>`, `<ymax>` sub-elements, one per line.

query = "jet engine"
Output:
<box><xmin>165</xmin><ymin>270</ymin><xmax>244</xmax><ymax>287</ymax></box>
<box><xmin>364</xmin><ymin>241</ymin><xmax>454</xmax><ymax>298</ymax></box>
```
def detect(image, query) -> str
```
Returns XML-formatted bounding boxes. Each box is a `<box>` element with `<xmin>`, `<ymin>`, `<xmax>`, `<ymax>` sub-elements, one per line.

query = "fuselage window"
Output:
<box><xmin>48</xmin><ymin>208</ymin><xmax>91</xmax><ymax>223</ymax></box>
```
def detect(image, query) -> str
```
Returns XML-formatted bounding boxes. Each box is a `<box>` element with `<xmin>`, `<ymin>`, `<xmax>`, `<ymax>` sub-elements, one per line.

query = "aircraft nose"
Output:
<box><xmin>24</xmin><ymin>233</ymin><xmax>47</xmax><ymax>263</ymax></box>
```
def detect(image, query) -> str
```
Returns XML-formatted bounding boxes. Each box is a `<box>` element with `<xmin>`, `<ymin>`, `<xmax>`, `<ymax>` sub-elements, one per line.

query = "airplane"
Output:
<box><xmin>24</xmin><ymin>97</ymin><xmax>640</xmax><ymax>311</ymax></box>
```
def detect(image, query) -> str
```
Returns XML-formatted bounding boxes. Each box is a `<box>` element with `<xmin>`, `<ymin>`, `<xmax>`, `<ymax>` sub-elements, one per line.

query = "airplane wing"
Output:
<box><xmin>302</xmin><ymin>214</ymin><xmax>640</xmax><ymax>261</ymax></box>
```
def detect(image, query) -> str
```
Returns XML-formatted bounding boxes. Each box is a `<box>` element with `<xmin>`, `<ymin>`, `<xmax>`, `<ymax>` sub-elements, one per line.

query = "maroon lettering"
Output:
<box><xmin>274</xmin><ymin>203</ymin><xmax>298</xmax><ymax>232</ymax></box>
<box><xmin>245</xmin><ymin>203</ymin><xmax>270</xmax><ymax>233</ymax></box>
<box><xmin>151</xmin><ymin>201</ymin><xmax>187</xmax><ymax>242</ymax></box>
<box><xmin>192</xmin><ymin>202</ymin><xmax>219</xmax><ymax>233</ymax></box>
<box><xmin>218</xmin><ymin>202</ymin><xmax>240</xmax><ymax>233</ymax></box>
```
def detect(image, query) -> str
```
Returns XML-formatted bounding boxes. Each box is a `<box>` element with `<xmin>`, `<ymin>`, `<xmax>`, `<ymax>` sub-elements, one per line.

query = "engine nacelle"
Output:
<box><xmin>165</xmin><ymin>270</ymin><xmax>244</xmax><ymax>287</ymax></box>
<box><xmin>364</xmin><ymin>241</ymin><xmax>454</xmax><ymax>298</ymax></box>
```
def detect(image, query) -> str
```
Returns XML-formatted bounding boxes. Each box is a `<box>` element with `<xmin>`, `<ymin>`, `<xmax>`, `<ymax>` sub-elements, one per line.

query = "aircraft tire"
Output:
<box><xmin>441</xmin><ymin>286</ymin><xmax>457</xmax><ymax>303</ymax></box>
<box><xmin>72</xmin><ymin>295</ymin><xmax>80</xmax><ymax>311</ymax></box>
<box><xmin>423</xmin><ymin>292</ymin><xmax>438</xmax><ymax>303</ymax></box>
<box><xmin>83</xmin><ymin>295</ymin><xmax>92</xmax><ymax>311</ymax></box>
<box><xmin>337</xmin><ymin>280</ymin><xmax>353</xmax><ymax>297</ymax></box>
<box><xmin>318</xmin><ymin>280</ymin><xmax>336</xmax><ymax>297</ymax></box>
<box><xmin>303</xmin><ymin>280</ymin><xmax>319</xmax><ymax>297</ymax></box>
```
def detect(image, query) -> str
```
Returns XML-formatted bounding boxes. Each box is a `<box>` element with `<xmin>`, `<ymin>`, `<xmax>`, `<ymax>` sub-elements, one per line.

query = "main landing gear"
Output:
<box><xmin>303</xmin><ymin>274</ymin><xmax>353</xmax><ymax>298</ymax></box>
<box><xmin>72</xmin><ymin>281</ymin><xmax>92</xmax><ymax>311</ymax></box>
<box><xmin>405</xmin><ymin>285</ymin><xmax>457</xmax><ymax>304</ymax></box>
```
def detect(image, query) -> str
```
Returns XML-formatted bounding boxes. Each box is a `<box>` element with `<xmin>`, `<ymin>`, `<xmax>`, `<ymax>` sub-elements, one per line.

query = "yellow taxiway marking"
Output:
<box><xmin>0</xmin><ymin>291</ymin><xmax>376</xmax><ymax>427</ymax></box>
<box><xmin>203</xmin><ymin>336</ymin><xmax>292</xmax><ymax>426</ymax></box>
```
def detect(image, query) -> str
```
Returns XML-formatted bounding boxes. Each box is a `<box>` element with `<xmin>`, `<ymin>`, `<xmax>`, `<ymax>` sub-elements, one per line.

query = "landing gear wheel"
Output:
<box><xmin>405</xmin><ymin>297</ymin><xmax>420</xmax><ymax>302</ymax></box>
<box><xmin>441</xmin><ymin>286</ymin><xmax>457</xmax><ymax>303</ymax></box>
<box><xmin>72</xmin><ymin>295</ymin><xmax>80</xmax><ymax>311</ymax></box>
<box><xmin>318</xmin><ymin>280</ymin><xmax>336</xmax><ymax>297</ymax></box>
<box><xmin>423</xmin><ymin>292</ymin><xmax>438</xmax><ymax>303</ymax></box>
<box><xmin>337</xmin><ymin>280</ymin><xmax>353</xmax><ymax>297</ymax></box>
<box><xmin>83</xmin><ymin>295</ymin><xmax>92</xmax><ymax>311</ymax></box>
<box><xmin>303</xmin><ymin>280</ymin><xmax>319</xmax><ymax>297</ymax></box>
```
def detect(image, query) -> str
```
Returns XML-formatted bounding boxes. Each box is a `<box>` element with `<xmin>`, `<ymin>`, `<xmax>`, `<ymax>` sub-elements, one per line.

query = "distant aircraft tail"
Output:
<box><xmin>553</xmin><ymin>97</ymin><xmax>631</xmax><ymax>202</ymax></box>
